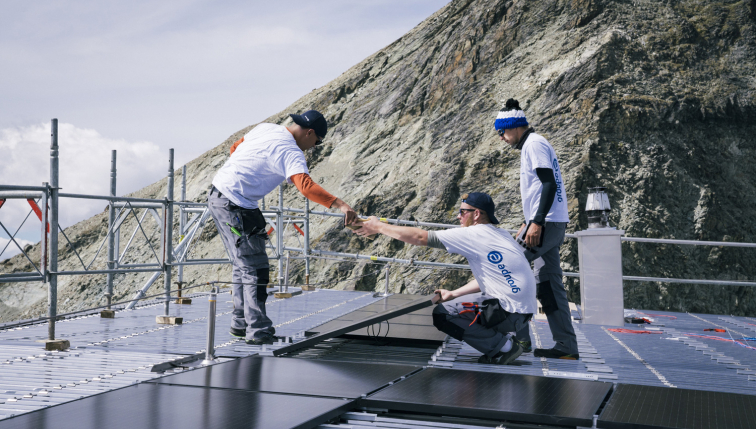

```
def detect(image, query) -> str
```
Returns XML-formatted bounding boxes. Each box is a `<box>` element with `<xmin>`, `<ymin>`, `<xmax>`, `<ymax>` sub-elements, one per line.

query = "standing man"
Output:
<box><xmin>355</xmin><ymin>193</ymin><xmax>536</xmax><ymax>365</ymax></box>
<box><xmin>209</xmin><ymin>110</ymin><xmax>357</xmax><ymax>345</ymax></box>
<box><xmin>495</xmin><ymin>99</ymin><xmax>579</xmax><ymax>360</ymax></box>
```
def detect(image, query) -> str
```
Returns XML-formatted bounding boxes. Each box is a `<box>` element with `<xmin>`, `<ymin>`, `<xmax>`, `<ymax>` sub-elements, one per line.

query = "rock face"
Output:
<box><xmin>2</xmin><ymin>0</ymin><xmax>755</xmax><ymax>322</ymax></box>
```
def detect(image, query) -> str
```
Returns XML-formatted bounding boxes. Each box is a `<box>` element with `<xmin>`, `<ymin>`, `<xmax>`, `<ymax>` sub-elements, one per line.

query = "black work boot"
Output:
<box><xmin>534</xmin><ymin>348</ymin><xmax>579</xmax><ymax>360</ymax></box>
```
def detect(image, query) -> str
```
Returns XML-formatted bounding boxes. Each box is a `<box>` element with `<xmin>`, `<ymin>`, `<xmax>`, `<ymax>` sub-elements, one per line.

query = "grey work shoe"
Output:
<box><xmin>230</xmin><ymin>328</ymin><xmax>246</xmax><ymax>338</ymax></box>
<box><xmin>518</xmin><ymin>340</ymin><xmax>532</xmax><ymax>353</ymax></box>
<box><xmin>495</xmin><ymin>342</ymin><xmax>524</xmax><ymax>365</ymax></box>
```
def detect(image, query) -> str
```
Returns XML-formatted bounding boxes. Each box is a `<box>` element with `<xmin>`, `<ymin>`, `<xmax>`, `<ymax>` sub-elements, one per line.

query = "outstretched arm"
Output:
<box><xmin>290</xmin><ymin>173</ymin><xmax>357</xmax><ymax>225</ymax></box>
<box><xmin>355</xmin><ymin>216</ymin><xmax>428</xmax><ymax>246</ymax></box>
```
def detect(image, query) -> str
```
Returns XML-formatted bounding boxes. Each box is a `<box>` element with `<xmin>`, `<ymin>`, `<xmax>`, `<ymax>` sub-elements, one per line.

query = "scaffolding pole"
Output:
<box><xmin>178</xmin><ymin>165</ymin><xmax>186</xmax><ymax>298</ymax></box>
<box><xmin>277</xmin><ymin>184</ymin><xmax>284</xmax><ymax>292</ymax></box>
<box><xmin>106</xmin><ymin>150</ymin><xmax>116</xmax><ymax>310</ymax></box>
<box><xmin>48</xmin><ymin>119</ymin><xmax>59</xmax><ymax>341</ymax></box>
<box><xmin>304</xmin><ymin>197</ymin><xmax>310</xmax><ymax>288</ymax></box>
<box><xmin>163</xmin><ymin>149</ymin><xmax>174</xmax><ymax>316</ymax></box>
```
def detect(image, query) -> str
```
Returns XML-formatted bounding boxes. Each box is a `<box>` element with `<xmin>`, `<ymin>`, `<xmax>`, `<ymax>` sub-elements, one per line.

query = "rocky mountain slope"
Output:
<box><xmin>2</xmin><ymin>0</ymin><xmax>755</xmax><ymax>322</ymax></box>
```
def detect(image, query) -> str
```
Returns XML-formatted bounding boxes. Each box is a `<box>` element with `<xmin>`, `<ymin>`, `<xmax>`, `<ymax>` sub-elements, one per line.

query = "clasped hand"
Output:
<box><xmin>352</xmin><ymin>216</ymin><xmax>382</xmax><ymax>236</ymax></box>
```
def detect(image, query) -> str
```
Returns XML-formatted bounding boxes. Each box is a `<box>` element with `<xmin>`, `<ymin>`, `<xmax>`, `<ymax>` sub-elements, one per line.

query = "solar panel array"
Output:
<box><xmin>1</xmin><ymin>290</ymin><xmax>755</xmax><ymax>429</ymax></box>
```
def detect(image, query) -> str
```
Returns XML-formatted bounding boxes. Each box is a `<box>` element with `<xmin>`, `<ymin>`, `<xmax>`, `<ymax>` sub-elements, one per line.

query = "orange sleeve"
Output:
<box><xmin>229</xmin><ymin>137</ymin><xmax>244</xmax><ymax>155</ymax></box>
<box><xmin>290</xmin><ymin>173</ymin><xmax>338</xmax><ymax>208</ymax></box>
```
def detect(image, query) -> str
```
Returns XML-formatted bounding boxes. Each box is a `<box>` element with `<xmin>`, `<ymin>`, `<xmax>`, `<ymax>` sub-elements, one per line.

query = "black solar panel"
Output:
<box><xmin>329</xmin><ymin>310</ymin><xmax>433</xmax><ymax>324</ymax></box>
<box><xmin>0</xmin><ymin>383</ymin><xmax>354</xmax><ymax>429</ymax></box>
<box><xmin>343</xmin><ymin>323</ymin><xmax>447</xmax><ymax>342</ymax></box>
<box><xmin>598</xmin><ymin>384</ymin><xmax>756</xmax><ymax>429</ymax></box>
<box><xmin>273</xmin><ymin>295</ymin><xmax>433</xmax><ymax>356</ymax></box>
<box><xmin>365</xmin><ymin>367</ymin><xmax>612</xmax><ymax>427</ymax></box>
<box><xmin>152</xmin><ymin>356</ymin><xmax>419</xmax><ymax>399</ymax></box>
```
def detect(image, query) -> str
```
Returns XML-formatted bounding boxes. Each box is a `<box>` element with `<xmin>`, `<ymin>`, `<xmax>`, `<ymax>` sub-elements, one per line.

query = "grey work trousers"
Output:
<box><xmin>432</xmin><ymin>292</ymin><xmax>532</xmax><ymax>358</ymax></box>
<box><xmin>207</xmin><ymin>188</ymin><xmax>273</xmax><ymax>341</ymax></box>
<box><xmin>515</xmin><ymin>222</ymin><xmax>578</xmax><ymax>354</ymax></box>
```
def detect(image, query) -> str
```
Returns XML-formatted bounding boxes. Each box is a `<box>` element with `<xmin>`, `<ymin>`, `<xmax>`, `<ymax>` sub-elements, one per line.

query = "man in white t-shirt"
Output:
<box><xmin>355</xmin><ymin>192</ymin><xmax>536</xmax><ymax>365</ymax></box>
<box><xmin>495</xmin><ymin>98</ymin><xmax>579</xmax><ymax>360</ymax></box>
<box><xmin>209</xmin><ymin>110</ymin><xmax>357</xmax><ymax>345</ymax></box>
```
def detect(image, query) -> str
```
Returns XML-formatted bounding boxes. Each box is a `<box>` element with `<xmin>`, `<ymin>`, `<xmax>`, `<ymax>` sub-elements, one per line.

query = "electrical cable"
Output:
<box><xmin>366</xmin><ymin>320</ymin><xmax>390</xmax><ymax>344</ymax></box>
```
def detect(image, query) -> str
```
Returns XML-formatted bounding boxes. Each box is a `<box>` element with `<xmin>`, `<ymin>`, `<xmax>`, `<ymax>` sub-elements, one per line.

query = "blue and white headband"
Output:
<box><xmin>494</xmin><ymin>109</ymin><xmax>528</xmax><ymax>130</ymax></box>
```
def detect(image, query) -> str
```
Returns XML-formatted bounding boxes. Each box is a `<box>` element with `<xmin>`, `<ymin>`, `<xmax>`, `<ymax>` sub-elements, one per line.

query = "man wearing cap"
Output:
<box><xmin>355</xmin><ymin>193</ymin><xmax>536</xmax><ymax>365</ymax></box>
<box><xmin>494</xmin><ymin>99</ymin><xmax>579</xmax><ymax>360</ymax></box>
<box><xmin>208</xmin><ymin>110</ymin><xmax>358</xmax><ymax>345</ymax></box>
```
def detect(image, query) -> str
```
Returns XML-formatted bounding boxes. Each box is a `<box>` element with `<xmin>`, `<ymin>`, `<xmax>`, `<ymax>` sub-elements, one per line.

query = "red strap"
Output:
<box><xmin>27</xmin><ymin>199</ymin><xmax>50</xmax><ymax>233</ymax></box>
<box><xmin>0</xmin><ymin>199</ymin><xmax>5</xmax><ymax>209</ymax></box>
<box><xmin>292</xmin><ymin>223</ymin><xmax>305</xmax><ymax>237</ymax></box>
<box><xmin>607</xmin><ymin>328</ymin><xmax>662</xmax><ymax>334</ymax></box>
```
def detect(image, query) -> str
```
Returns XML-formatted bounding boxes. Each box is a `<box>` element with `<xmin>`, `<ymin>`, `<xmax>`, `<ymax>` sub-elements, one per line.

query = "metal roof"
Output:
<box><xmin>1</xmin><ymin>290</ymin><xmax>754</xmax><ymax>426</ymax></box>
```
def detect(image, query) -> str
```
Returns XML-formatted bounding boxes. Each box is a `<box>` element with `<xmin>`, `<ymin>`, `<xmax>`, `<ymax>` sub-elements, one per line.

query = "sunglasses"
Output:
<box><xmin>459</xmin><ymin>208</ymin><xmax>476</xmax><ymax>216</ymax></box>
<box><xmin>497</xmin><ymin>129</ymin><xmax>505</xmax><ymax>137</ymax></box>
<box><xmin>307</xmin><ymin>128</ymin><xmax>324</xmax><ymax>145</ymax></box>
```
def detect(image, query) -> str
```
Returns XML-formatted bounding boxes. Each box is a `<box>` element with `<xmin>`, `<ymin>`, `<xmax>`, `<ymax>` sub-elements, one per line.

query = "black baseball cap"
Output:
<box><xmin>290</xmin><ymin>110</ymin><xmax>328</xmax><ymax>138</ymax></box>
<box><xmin>461</xmin><ymin>192</ymin><xmax>500</xmax><ymax>224</ymax></box>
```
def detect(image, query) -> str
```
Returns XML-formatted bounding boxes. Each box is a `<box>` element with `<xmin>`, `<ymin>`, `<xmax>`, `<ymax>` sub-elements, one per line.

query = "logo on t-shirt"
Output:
<box><xmin>552</xmin><ymin>158</ymin><xmax>563</xmax><ymax>203</ymax></box>
<box><xmin>487</xmin><ymin>251</ymin><xmax>520</xmax><ymax>293</ymax></box>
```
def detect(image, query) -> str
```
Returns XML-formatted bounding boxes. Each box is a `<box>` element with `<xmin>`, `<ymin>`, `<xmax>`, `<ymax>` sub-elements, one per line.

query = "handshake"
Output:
<box><xmin>345</xmin><ymin>217</ymin><xmax>388</xmax><ymax>240</ymax></box>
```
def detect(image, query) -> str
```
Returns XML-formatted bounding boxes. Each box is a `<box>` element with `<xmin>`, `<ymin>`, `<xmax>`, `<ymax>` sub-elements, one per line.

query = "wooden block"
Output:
<box><xmin>175</xmin><ymin>297</ymin><xmax>192</xmax><ymax>305</ymax></box>
<box><xmin>156</xmin><ymin>316</ymin><xmax>183</xmax><ymax>325</ymax></box>
<box><xmin>300</xmin><ymin>285</ymin><xmax>317</xmax><ymax>291</ymax></box>
<box><xmin>274</xmin><ymin>292</ymin><xmax>293</xmax><ymax>299</ymax></box>
<box><xmin>43</xmin><ymin>339</ymin><xmax>70</xmax><ymax>351</ymax></box>
<box><xmin>100</xmin><ymin>310</ymin><xmax>115</xmax><ymax>318</ymax></box>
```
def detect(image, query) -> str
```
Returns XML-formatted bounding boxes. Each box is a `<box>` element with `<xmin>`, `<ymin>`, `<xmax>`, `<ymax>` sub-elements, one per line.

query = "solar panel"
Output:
<box><xmin>151</xmin><ymin>356</ymin><xmax>419</xmax><ymax>399</ymax></box>
<box><xmin>0</xmin><ymin>383</ymin><xmax>354</xmax><ymax>429</ymax></box>
<box><xmin>364</xmin><ymin>367</ymin><xmax>612</xmax><ymax>427</ymax></box>
<box><xmin>273</xmin><ymin>295</ymin><xmax>433</xmax><ymax>356</ymax></box>
<box><xmin>598</xmin><ymin>384</ymin><xmax>756</xmax><ymax>429</ymax></box>
<box><xmin>327</xmin><ymin>310</ymin><xmax>433</xmax><ymax>324</ymax></box>
<box><xmin>342</xmin><ymin>323</ymin><xmax>447</xmax><ymax>342</ymax></box>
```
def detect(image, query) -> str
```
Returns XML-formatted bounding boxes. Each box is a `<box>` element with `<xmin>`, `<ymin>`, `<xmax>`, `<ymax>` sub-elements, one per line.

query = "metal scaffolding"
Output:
<box><xmin>1</xmin><ymin>119</ymin><xmax>755</xmax><ymax>343</ymax></box>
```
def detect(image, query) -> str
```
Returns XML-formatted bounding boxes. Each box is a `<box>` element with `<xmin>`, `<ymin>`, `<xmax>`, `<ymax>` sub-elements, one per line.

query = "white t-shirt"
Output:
<box><xmin>520</xmin><ymin>133</ymin><xmax>569</xmax><ymax>223</ymax></box>
<box><xmin>212</xmin><ymin>123</ymin><xmax>309</xmax><ymax>209</ymax></box>
<box><xmin>435</xmin><ymin>224</ymin><xmax>537</xmax><ymax>314</ymax></box>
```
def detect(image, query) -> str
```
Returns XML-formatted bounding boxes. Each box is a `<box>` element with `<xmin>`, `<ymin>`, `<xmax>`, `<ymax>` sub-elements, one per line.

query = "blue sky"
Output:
<box><xmin>0</xmin><ymin>0</ymin><xmax>448</xmax><ymax>258</ymax></box>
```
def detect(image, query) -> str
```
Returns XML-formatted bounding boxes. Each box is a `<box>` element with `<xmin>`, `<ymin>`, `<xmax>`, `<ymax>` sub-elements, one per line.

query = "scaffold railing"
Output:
<box><xmin>1</xmin><ymin>119</ymin><xmax>755</xmax><ymax>345</ymax></box>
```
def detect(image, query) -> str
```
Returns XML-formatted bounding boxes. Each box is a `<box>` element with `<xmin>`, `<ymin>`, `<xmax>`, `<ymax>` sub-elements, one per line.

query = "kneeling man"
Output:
<box><xmin>355</xmin><ymin>193</ymin><xmax>536</xmax><ymax>364</ymax></box>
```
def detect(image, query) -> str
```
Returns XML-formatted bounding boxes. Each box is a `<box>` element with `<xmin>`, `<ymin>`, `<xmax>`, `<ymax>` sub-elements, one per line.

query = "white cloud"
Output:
<box><xmin>0</xmin><ymin>122</ymin><xmax>165</xmax><ymax>245</ymax></box>
<box><xmin>0</xmin><ymin>237</ymin><xmax>34</xmax><ymax>260</ymax></box>
<box><xmin>0</xmin><ymin>1</ymin><xmax>449</xmax><ymax>165</ymax></box>
<box><xmin>0</xmin><ymin>1</ymin><xmax>449</xmax><ymax>250</ymax></box>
